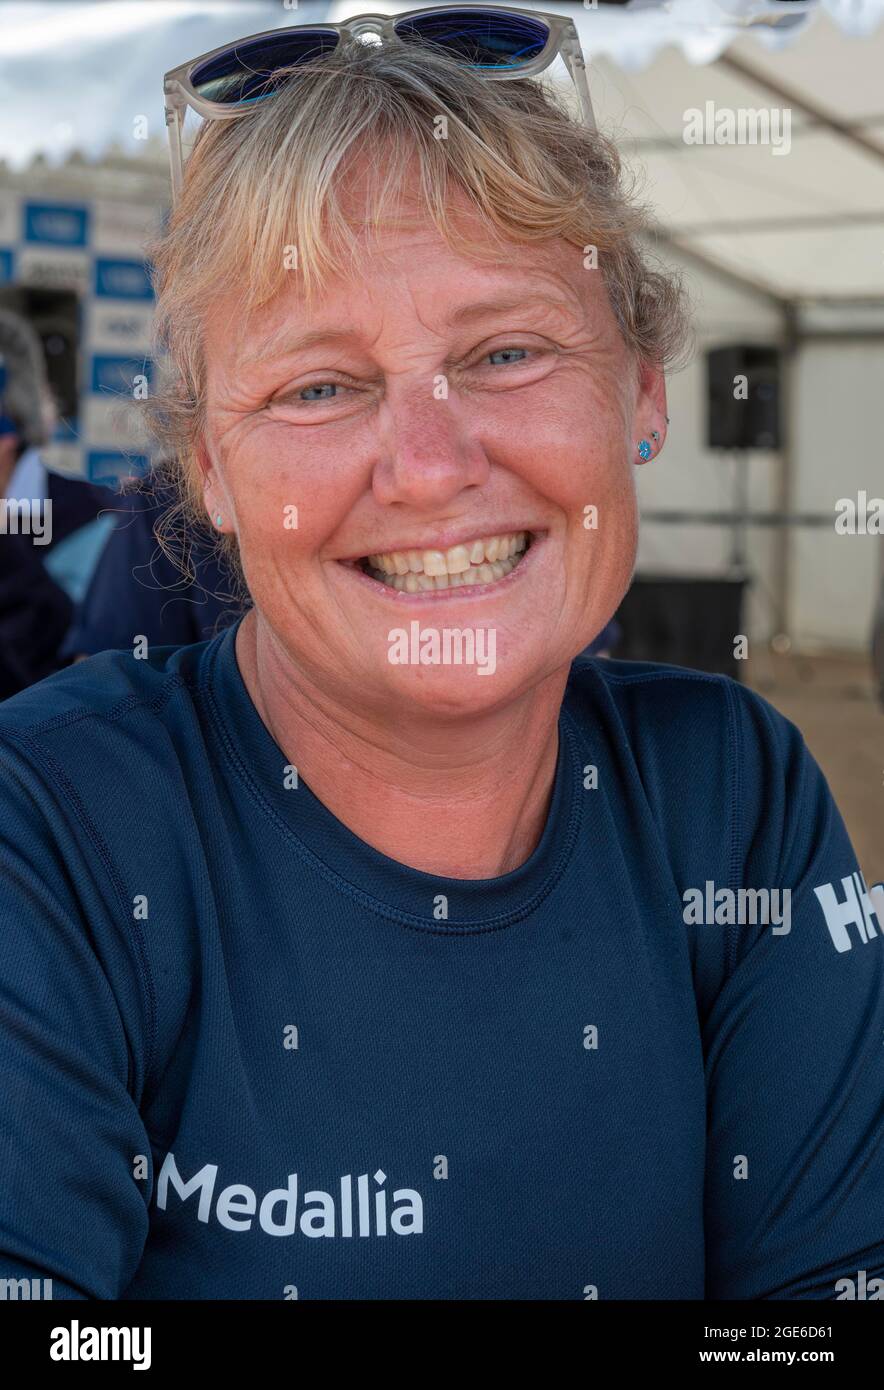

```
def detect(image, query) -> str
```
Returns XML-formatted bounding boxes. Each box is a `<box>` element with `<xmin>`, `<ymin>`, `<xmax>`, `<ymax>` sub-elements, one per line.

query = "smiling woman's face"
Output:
<box><xmin>199</xmin><ymin>174</ymin><xmax>665</xmax><ymax>721</ymax></box>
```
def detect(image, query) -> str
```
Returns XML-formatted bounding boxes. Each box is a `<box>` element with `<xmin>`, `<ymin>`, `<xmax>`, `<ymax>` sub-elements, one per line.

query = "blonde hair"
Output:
<box><xmin>144</xmin><ymin>35</ymin><xmax>692</xmax><ymax>591</ymax></box>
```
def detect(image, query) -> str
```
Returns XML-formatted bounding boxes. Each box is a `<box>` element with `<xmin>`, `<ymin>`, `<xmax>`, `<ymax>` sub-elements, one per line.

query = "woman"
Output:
<box><xmin>0</xmin><ymin>13</ymin><xmax>881</xmax><ymax>1301</ymax></box>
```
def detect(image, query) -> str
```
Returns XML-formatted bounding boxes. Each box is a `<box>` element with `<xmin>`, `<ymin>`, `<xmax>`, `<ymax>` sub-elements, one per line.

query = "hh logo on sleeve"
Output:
<box><xmin>813</xmin><ymin>873</ymin><xmax>884</xmax><ymax>953</ymax></box>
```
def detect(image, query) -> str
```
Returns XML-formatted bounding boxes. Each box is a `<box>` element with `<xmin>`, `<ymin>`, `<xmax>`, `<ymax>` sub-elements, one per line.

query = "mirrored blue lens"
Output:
<box><xmin>190</xmin><ymin>29</ymin><xmax>340</xmax><ymax>104</ymax></box>
<box><xmin>395</xmin><ymin>7</ymin><xmax>550</xmax><ymax>69</ymax></box>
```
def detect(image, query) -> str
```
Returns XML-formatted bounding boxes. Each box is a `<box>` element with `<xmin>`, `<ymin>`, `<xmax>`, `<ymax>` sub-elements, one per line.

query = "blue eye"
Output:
<box><xmin>487</xmin><ymin>347</ymin><xmax>529</xmax><ymax>366</ymax></box>
<box><xmin>300</xmin><ymin>383</ymin><xmax>339</xmax><ymax>401</ymax></box>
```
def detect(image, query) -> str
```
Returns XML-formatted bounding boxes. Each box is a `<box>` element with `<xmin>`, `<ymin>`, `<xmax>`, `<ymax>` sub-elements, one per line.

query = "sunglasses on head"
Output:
<box><xmin>163</xmin><ymin>4</ymin><xmax>597</xmax><ymax>204</ymax></box>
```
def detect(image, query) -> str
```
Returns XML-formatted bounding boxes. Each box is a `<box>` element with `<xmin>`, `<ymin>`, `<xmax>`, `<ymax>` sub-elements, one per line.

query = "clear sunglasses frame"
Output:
<box><xmin>163</xmin><ymin>4</ymin><xmax>597</xmax><ymax>204</ymax></box>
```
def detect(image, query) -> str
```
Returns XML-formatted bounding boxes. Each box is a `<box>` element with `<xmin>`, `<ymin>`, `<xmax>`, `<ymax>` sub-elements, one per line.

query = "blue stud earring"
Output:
<box><xmin>215</xmin><ymin>514</ymin><xmax>223</xmax><ymax>526</ymax></box>
<box><xmin>637</xmin><ymin>439</ymin><xmax>652</xmax><ymax>461</ymax></box>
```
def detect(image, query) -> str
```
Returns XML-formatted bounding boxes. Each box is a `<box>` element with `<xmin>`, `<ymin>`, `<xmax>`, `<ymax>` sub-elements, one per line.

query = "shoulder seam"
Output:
<box><xmin>0</xmin><ymin>672</ymin><xmax>190</xmax><ymax>739</ymax></box>
<box><xmin>596</xmin><ymin>668</ymin><xmax>728</xmax><ymax>688</ymax></box>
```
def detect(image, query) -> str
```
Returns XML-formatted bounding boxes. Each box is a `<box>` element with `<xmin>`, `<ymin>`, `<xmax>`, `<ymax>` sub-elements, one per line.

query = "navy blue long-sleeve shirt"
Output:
<box><xmin>0</xmin><ymin>619</ymin><xmax>882</xmax><ymax>1300</ymax></box>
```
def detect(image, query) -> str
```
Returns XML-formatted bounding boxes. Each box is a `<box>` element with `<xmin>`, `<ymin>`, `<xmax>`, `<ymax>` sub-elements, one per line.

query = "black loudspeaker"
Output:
<box><xmin>613</xmin><ymin>575</ymin><xmax>749</xmax><ymax>680</ymax></box>
<box><xmin>706</xmin><ymin>344</ymin><xmax>782</xmax><ymax>450</ymax></box>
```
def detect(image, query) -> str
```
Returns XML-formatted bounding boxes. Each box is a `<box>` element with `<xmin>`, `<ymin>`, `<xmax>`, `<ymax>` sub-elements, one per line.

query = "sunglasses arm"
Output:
<box><xmin>164</xmin><ymin>92</ymin><xmax>186</xmax><ymax>204</ymax></box>
<box><xmin>560</xmin><ymin>37</ymin><xmax>597</xmax><ymax>133</ymax></box>
<box><xmin>165</xmin><ymin>80</ymin><xmax>251</xmax><ymax>206</ymax></box>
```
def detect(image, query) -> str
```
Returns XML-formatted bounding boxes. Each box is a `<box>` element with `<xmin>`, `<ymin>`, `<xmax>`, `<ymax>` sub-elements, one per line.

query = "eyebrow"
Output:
<box><xmin>247</xmin><ymin>292</ymin><xmax>578</xmax><ymax>369</ymax></box>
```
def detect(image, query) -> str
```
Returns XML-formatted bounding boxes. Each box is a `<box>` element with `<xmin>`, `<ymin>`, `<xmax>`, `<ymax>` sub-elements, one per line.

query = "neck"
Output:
<box><xmin>235</xmin><ymin>609</ymin><xmax>568</xmax><ymax>879</ymax></box>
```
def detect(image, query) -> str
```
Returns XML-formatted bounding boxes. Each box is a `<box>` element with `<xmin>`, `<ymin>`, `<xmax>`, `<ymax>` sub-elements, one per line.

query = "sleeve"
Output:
<box><xmin>0</xmin><ymin>742</ymin><xmax>152</xmax><ymax>1298</ymax></box>
<box><xmin>702</xmin><ymin>683</ymin><xmax>884</xmax><ymax>1299</ymax></box>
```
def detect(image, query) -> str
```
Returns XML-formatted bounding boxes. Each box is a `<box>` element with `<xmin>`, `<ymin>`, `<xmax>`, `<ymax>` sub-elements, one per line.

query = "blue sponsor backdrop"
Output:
<box><xmin>0</xmin><ymin>197</ymin><xmax>159</xmax><ymax>483</ymax></box>
<box><xmin>89</xmin><ymin>354</ymin><xmax>153</xmax><ymax>396</ymax></box>
<box><xmin>94</xmin><ymin>258</ymin><xmax>153</xmax><ymax>300</ymax></box>
<box><xmin>24</xmin><ymin>201</ymin><xmax>90</xmax><ymax>247</ymax></box>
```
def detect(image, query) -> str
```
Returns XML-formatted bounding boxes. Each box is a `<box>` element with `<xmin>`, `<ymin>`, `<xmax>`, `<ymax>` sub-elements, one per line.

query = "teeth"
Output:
<box><xmin>360</xmin><ymin>530</ymin><xmax>531</xmax><ymax>590</ymax></box>
<box><xmin>422</xmin><ymin>550</ymin><xmax>447</xmax><ymax>577</ymax></box>
<box><xmin>445</xmin><ymin>544</ymin><xmax>471</xmax><ymax>574</ymax></box>
<box><xmin>364</xmin><ymin>530</ymin><xmax>528</xmax><ymax>579</ymax></box>
<box><xmin>368</xmin><ymin>554</ymin><xmax>523</xmax><ymax>590</ymax></box>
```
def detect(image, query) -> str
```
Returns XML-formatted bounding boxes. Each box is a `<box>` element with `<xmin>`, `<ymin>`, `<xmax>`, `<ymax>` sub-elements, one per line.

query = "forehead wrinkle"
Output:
<box><xmin>247</xmin><ymin>325</ymin><xmax>363</xmax><ymax>370</ymax></box>
<box><xmin>233</xmin><ymin>260</ymin><xmax>587</xmax><ymax>374</ymax></box>
<box><xmin>244</xmin><ymin>292</ymin><xmax>581</xmax><ymax>368</ymax></box>
<box><xmin>447</xmin><ymin>290</ymin><xmax>583</xmax><ymax>327</ymax></box>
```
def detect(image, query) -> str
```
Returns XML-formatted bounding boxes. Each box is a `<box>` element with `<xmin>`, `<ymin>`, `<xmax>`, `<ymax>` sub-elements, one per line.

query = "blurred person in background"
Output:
<box><xmin>0</xmin><ymin>309</ymin><xmax>117</xmax><ymax>697</ymax></box>
<box><xmin>61</xmin><ymin>467</ymin><xmax>243</xmax><ymax>662</ymax></box>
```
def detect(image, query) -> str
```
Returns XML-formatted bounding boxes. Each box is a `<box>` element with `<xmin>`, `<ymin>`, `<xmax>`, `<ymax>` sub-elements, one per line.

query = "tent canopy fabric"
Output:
<box><xmin>1</xmin><ymin>0</ymin><xmax>883</xmax><ymax>311</ymax></box>
<box><xmin>583</xmin><ymin>8</ymin><xmax>884</xmax><ymax>313</ymax></box>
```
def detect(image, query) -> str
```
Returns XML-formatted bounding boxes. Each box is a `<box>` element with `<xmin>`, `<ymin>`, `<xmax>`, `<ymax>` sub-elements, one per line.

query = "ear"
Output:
<box><xmin>194</xmin><ymin>436</ymin><xmax>227</xmax><ymax>534</ymax></box>
<box><xmin>633</xmin><ymin>358</ymin><xmax>668</xmax><ymax>464</ymax></box>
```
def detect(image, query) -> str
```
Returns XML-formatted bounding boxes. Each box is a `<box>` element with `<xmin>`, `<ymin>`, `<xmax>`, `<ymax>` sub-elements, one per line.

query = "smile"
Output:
<box><xmin>358</xmin><ymin>531</ymin><xmax>532</xmax><ymax>592</ymax></box>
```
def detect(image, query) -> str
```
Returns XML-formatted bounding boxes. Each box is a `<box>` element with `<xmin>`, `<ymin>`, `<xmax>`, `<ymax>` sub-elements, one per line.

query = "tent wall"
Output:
<box><xmin>791</xmin><ymin>341</ymin><xmax>883</xmax><ymax>651</ymax></box>
<box><xmin>634</xmin><ymin>244</ymin><xmax>881</xmax><ymax>654</ymax></box>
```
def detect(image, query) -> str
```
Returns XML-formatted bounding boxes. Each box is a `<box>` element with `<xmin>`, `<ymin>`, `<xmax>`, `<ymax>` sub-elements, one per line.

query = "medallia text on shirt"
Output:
<box><xmin>157</xmin><ymin>1151</ymin><xmax>424</xmax><ymax>1237</ymax></box>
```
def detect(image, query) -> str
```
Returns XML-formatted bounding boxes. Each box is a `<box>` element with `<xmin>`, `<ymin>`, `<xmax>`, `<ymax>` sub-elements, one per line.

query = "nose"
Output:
<box><xmin>371</xmin><ymin>377</ymin><xmax>490</xmax><ymax>510</ymax></box>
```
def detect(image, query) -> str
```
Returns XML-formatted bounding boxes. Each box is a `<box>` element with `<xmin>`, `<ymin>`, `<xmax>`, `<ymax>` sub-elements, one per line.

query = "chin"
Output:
<box><xmin>379</xmin><ymin>647</ymin><xmax>531</xmax><ymax>718</ymax></box>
